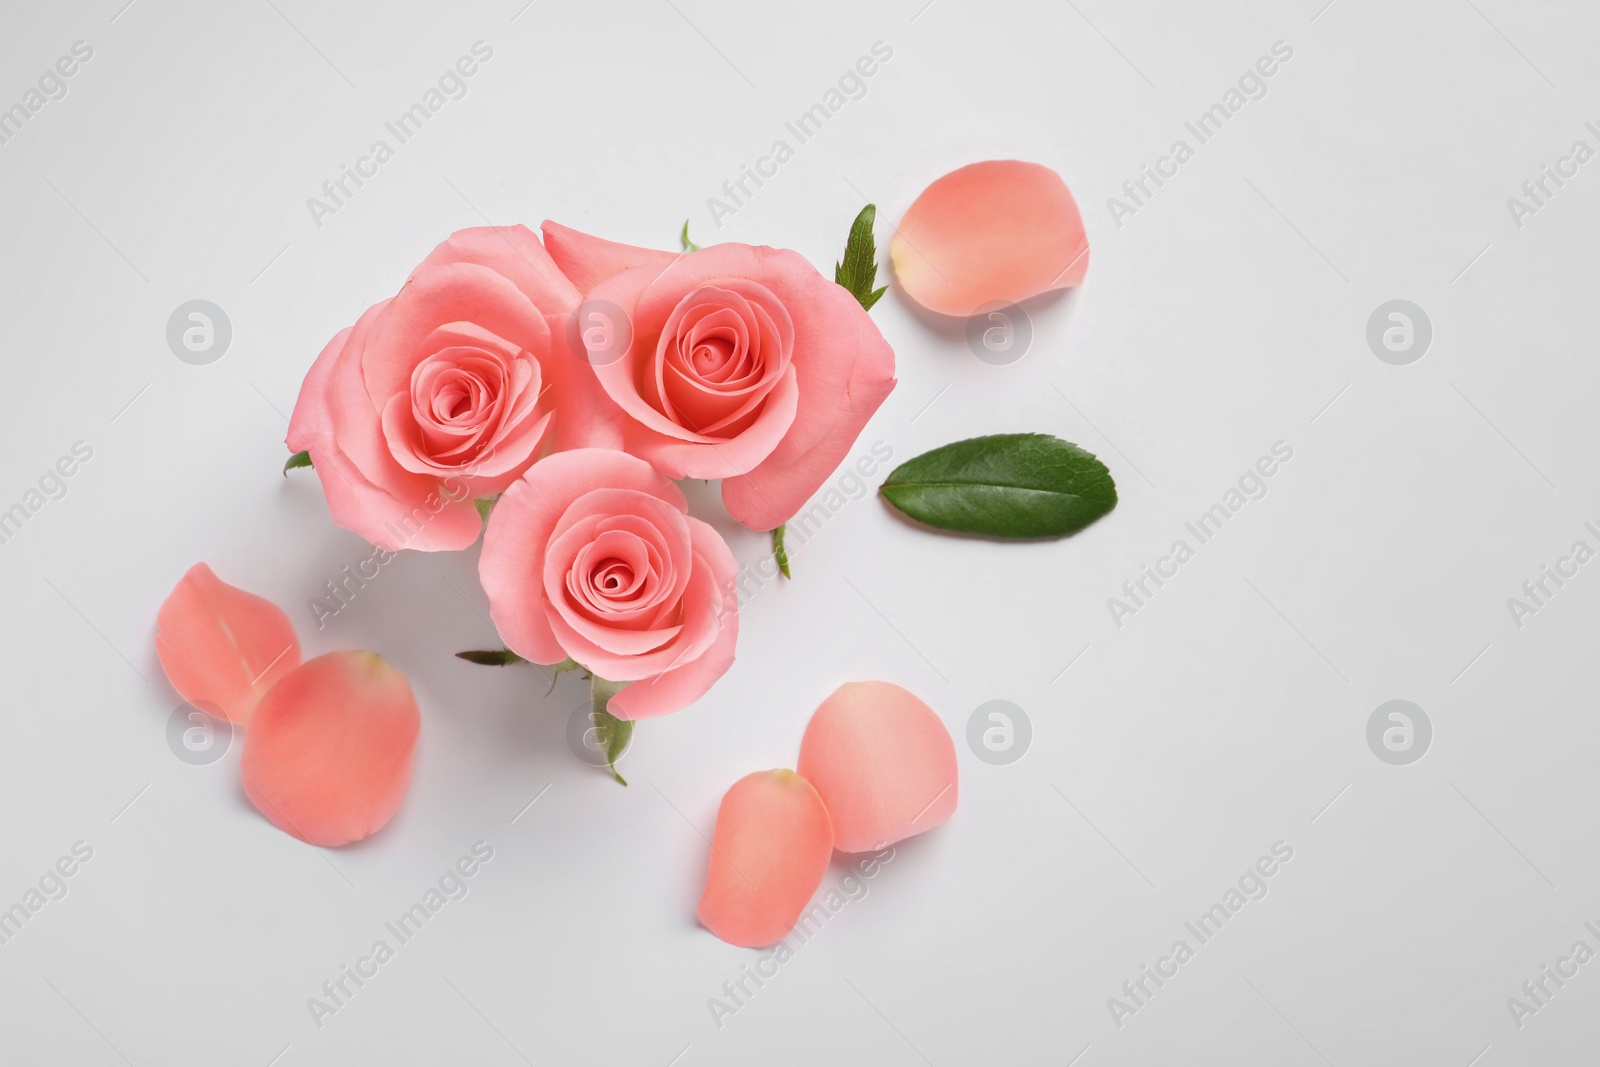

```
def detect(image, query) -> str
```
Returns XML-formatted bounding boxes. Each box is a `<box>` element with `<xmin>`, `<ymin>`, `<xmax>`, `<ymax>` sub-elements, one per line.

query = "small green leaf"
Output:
<box><xmin>835</xmin><ymin>204</ymin><xmax>887</xmax><ymax>312</ymax></box>
<box><xmin>680</xmin><ymin>220</ymin><xmax>701</xmax><ymax>253</ymax></box>
<box><xmin>771</xmin><ymin>523</ymin><xmax>791</xmax><ymax>579</ymax></box>
<box><xmin>455</xmin><ymin>648</ymin><xmax>526</xmax><ymax>666</ymax></box>
<box><xmin>591</xmin><ymin>676</ymin><xmax>632</xmax><ymax>785</ymax></box>
<box><xmin>880</xmin><ymin>433</ymin><xmax>1117</xmax><ymax>539</ymax></box>
<box><xmin>283</xmin><ymin>450</ymin><xmax>313</xmax><ymax>475</ymax></box>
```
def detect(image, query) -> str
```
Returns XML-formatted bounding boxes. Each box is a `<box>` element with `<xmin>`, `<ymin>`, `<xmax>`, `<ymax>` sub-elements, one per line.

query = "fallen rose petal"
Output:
<box><xmin>797</xmin><ymin>681</ymin><xmax>958</xmax><ymax>852</ymax></box>
<box><xmin>697</xmin><ymin>769</ymin><xmax>833</xmax><ymax>948</ymax></box>
<box><xmin>890</xmin><ymin>160</ymin><xmax>1089</xmax><ymax>317</ymax></box>
<box><xmin>154</xmin><ymin>563</ymin><xmax>300</xmax><ymax>725</ymax></box>
<box><xmin>241</xmin><ymin>651</ymin><xmax>420</xmax><ymax>847</ymax></box>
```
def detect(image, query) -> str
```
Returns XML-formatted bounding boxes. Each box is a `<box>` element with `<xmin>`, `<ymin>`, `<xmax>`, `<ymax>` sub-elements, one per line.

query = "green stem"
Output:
<box><xmin>591</xmin><ymin>676</ymin><xmax>632</xmax><ymax>785</ymax></box>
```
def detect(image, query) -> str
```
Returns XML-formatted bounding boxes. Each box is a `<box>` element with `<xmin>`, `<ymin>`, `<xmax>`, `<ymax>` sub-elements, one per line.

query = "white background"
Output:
<box><xmin>2</xmin><ymin>0</ymin><xmax>1598</xmax><ymax>1063</ymax></box>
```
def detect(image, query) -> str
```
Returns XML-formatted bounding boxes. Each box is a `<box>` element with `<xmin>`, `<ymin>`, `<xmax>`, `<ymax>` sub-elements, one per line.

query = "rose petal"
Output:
<box><xmin>720</xmin><ymin>316</ymin><xmax>895</xmax><ymax>532</ymax></box>
<box><xmin>606</xmin><ymin>518</ymin><xmax>740</xmax><ymax>720</ymax></box>
<box><xmin>413</xmin><ymin>224</ymin><xmax>581</xmax><ymax>316</ymax></box>
<box><xmin>154</xmin><ymin>563</ymin><xmax>300</xmax><ymax>726</ymax></box>
<box><xmin>480</xmin><ymin>449</ymin><xmax>687</xmax><ymax>667</ymax></box>
<box><xmin>891</xmin><ymin>160</ymin><xmax>1089</xmax><ymax>317</ymax></box>
<box><xmin>697</xmin><ymin>769</ymin><xmax>834</xmax><ymax>948</ymax></box>
<box><xmin>289</xmin><ymin>302</ymin><xmax>486</xmax><ymax>553</ymax></box>
<box><xmin>540</xmin><ymin>220</ymin><xmax>679</xmax><ymax>292</ymax></box>
<box><xmin>796</xmin><ymin>681</ymin><xmax>958</xmax><ymax>853</ymax></box>
<box><xmin>240</xmin><ymin>652</ymin><xmax>420</xmax><ymax>847</ymax></box>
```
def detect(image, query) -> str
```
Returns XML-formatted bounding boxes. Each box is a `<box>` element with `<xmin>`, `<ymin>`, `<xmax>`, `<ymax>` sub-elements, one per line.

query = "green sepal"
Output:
<box><xmin>475</xmin><ymin>496</ymin><xmax>499</xmax><ymax>527</ymax></box>
<box><xmin>772</xmin><ymin>523</ymin><xmax>791</xmax><ymax>579</ymax></box>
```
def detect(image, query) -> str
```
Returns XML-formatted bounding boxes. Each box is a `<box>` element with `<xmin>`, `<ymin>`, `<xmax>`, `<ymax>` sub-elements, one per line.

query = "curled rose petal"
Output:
<box><xmin>240</xmin><ymin>651</ymin><xmax>420</xmax><ymax>847</ymax></box>
<box><xmin>154</xmin><ymin>563</ymin><xmax>300</xmax><ymax>725</ymax></box>
<box><xmin>697</xmin><ymin>770</ymin><xmax>834</xmax><ymax>948</ymax></box>
<box><xmin>890</xmin><ymin>160</ymin><xmax>1089</xmax><ymax>317</ymax></box>
<box><xmin>796</xmin><ymin>681</ymin><xmax>958</xmax><ymax>853</ymax></box>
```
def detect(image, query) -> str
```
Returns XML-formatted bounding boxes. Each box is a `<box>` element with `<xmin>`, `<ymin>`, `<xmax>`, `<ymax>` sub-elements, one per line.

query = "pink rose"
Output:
<box><xmin>478</xmin><ymin>449</ymin><xmax>738</xmax><ymax>719</ymax></box>
<box><xmin>288</xmin><ymin>226</ymin><xmax>618</xmax><ymax>552</ymax></box>
<box><xmin>541</xmin><ymin>221</ymin><xmax>897</xmax><ymax>532</ymax></box>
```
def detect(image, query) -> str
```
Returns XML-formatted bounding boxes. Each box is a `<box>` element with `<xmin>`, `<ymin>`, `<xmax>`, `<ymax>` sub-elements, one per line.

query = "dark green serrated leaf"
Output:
<box><xmin>771</xmin><ymin>523</ymin><xmax>791</xmax><ymax>579</ymax></box>
<box><xmin>879</xmin><ymin>433</ymin><xmax>1117</xmax><ymax>539</ymax></box>
<box><xmin>680</xmin><ymin>220</ymin><xmax>701</xmax><ymax>252</ymax></box>
<box><xmin>455</xmin><ymin>648</ymin><xmax>526</xmax><ymax>666</ymax></box>
<box><xmin>283</xmin><ymin>450</ymin><xmax>312</xmax><ymax>474</ymax></box>
<box><xmin>591</xmin><ymin>677</ymin><xmax>632</xmax><ymax>786</ymax></box>
<box><xmin>835</xmin><ymin>204</ymin><xmax>887</xmax><ymax>312</ymax></box>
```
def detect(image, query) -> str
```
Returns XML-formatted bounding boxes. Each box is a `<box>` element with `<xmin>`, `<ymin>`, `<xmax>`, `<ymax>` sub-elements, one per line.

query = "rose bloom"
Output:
<box><xmin>288</xmin><ymin>226</ymin><xmax>617</xmax><ymax>552</ymax></box>
<box><xmin>478</xmin><ymin>449</ymin><xmax>738</xmax><ymax>719</ymax></box>
<box><xmin>542</xmin><ymin>221</ymin><xmax>896</xmax><ymax>532</ymax></box>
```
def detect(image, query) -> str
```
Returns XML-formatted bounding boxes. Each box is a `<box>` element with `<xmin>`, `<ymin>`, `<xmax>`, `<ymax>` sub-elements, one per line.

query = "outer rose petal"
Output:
<box><xmin>240</xmin><ymin>652</ymin><xmax>420</xmax><ymax>847</ymax></box>
<box><xmin>891</xmin><ymin>160</ymin><xmax>1089</xmax><ymax>317</ymax></box>
<box><xmin>606</xmin><ymin>518</ymin><xmax>740</xmax><ymax>719</ymax></box>
<box><xmin>541</xmin><ymin>220</ymin><xmax>679</xmax><ymax>292</ymax></box>
<box><xmin>414</xmin><ymin>224</ymin><xmax>581</xmax><ymax>315</ymax></box>
<box><xmin>286</xmin><ymin>326</ymin><xmax>349</xmax><ymax>458</ymax></box>
<box><xmin>720</xmin><ymin>312</ymin><xmax>896</xmax><ymax>531</ymax></box>
<box><xmin>289</xmin><ymin>303</ymin><xmax>485</xmax><ymax>553</ymax></box>
<box><xmin>697</xmin><ymin>770</ymin><xmax>834</xmax><ymax>948</ymax></box>
<box><xmin>796</xmin><ymin>681</ymin><xmax>958</xmax><ymax>853</ymax></box>
<box><xmin>154</xmin><ymin>563</ymin><xmax>299</xmax><ymax>725</ymax></box>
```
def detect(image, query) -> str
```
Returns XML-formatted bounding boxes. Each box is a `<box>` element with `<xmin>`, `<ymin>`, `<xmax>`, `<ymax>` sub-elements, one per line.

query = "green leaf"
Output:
<box><xmin>591</xmin><ymin>676</ymin><xmax>632</xmax><ymax>785</ymax></box>
<box><xmin>680</xmin><ymin>220</ymin><xmax>701</xmax><ymax>253</ymax></box>
<box><xmin>835</xmin><ymin>204</ymin><xmax>887</xmax><ymax>312</ymax></box>
<box><xmin>455</xmin><ymin>648</ymin><xmax>526</xmax><ymax>666</ymax></box>
<box><xmin>771</xmin><ymin>523</ymin><xmax>791</xmax><ymax>579</ymax></box>
<box><xmin>283</xmin><ymin>450</ymin><xmax>312</xmax><ymax>475</ymax></box>
<box><xmin>879</xmin><ymin>433</ymin><xmax>1117</xmax><ymax>539</ymax></box>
